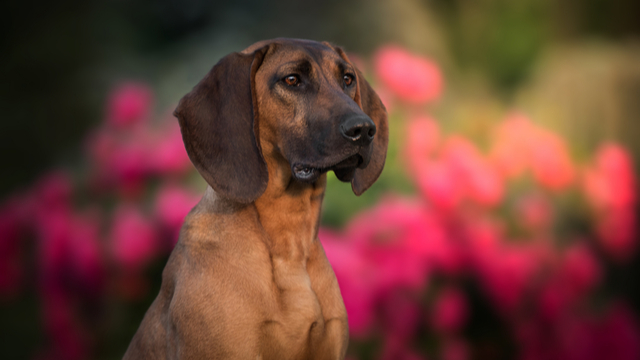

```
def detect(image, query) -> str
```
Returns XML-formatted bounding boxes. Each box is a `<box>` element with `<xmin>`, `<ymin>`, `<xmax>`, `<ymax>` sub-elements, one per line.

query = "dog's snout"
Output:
<box><xmin>340</xmin><ymin>115</ymin><xmax>376</xmax><ymax>145</ymax></box>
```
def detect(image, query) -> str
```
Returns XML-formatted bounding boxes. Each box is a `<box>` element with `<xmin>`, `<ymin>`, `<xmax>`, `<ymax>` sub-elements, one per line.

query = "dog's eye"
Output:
<box><xmin>343</xmin><ymin>74</ymin><xmax>354</xmax><ymax>87</ymax></box>
<box><xmin>284</xmin><ymin>75</ymin><xmax>300</xmax><ymax>86</ymax></box>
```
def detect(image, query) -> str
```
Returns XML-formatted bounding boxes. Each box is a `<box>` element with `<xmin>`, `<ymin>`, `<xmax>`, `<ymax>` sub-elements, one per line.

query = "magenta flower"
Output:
<box><xmin>320</xmin><ymin>229</ymin><xmax>376</xmax><ymax>338</ymax></box>
<box><xmin>405</xmin><ymin>116</ymin><xmax>440</xmax><ymax>170</ymax></box>
<box><xmin>584</xmin><ymin>144</ymin><xmax>635</xmax><ymax>210</ymax></box>
<box><xmin>489</xmin><ymin>113</ymin><xmax>533</xmax><ymax>179</ymax></box>
<box><xmin>106</xmin><ymin>82</ymin><xmax>154</xmax><ymax>127</ymax></box>
<box><xmin>374</xmin><ymin>45</ymin><xmax>443</xmax><ymax>104</ymax></box>
<box><xmin>442</xmin><ymin>136</ymin><xmax>504</xmax><ymax>207</ymax></box>
<box><xmin>149</xmin><ymin>120</ymin><xmax>193</xmax><ymax>175</ymax></box>
<box><xmin>528</xmin><ymin>128</ymin><xmax>575</xmax><ymax>191</ymax></box>
<box><xmin>154</xmin><ymin>183</ymin><xmax>200</xmax><ymax>245</ymax></box>
<box><xmin>109</xmin><ymin>204</ymin><xmax>158</xmax><ymax>271</ymax></box>
<box><xmin>430</xmin><ymin>287</ymin><xmax>468</xmax><ymax>334</ymax></box>
<box><xmin>584</xmin><ymin>144</ymin><xmax>637</xmax><ymax>261</ymax></box>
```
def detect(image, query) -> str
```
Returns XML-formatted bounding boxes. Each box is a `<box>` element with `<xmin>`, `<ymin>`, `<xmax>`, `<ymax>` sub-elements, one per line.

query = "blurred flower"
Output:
<box><xmin>477</xmin><ymin>246</ymin><xmax>541</xmax><ymax>313</ymax></box>
<box><xmin>86</xmin><ymin>127</ymin><xmax>152</xmax><ymax>194</ymax></box>
<box><xmin>584</xmin><ymin>144</ymin><xmax>635</xmax><ymax>210</ymax></box>
<box><xmin>442</xmin><ymin>136</ymin><xmax>504</xmax><ymax>206</ymax></box>
<box><xmin>405</xmin><ymin>116</ymin><xmax>440</xmax><ymax>169</ymax></box>
<box><xmin>149</xmin><ymin>120</ymin><xmax>193</xmax><ymax>175</ymax></box>
<box><xmin>595</xmin><ymin>303</ymin><xmax>640</xmax><ymax>360</ymax></box>
<box><xmin>584</xmin><ymin>143</ymin><xmax>637</xmax><ymax>261</ymax></box>
<box><xmin>414</xmin><ymin>160</ymin><xmax>463</xmax><ymax>210</ymax></box>
<box><xmin>441</xmin><ymin>339</ymin><xmax>469</xmax><ymax>360</ymax></box>
<box><xmin>514</xmin><ymin>192</ymin><xmax>553</xmax><ymax>231</ymax></box>
<box><xmin>374</xmin><ymin>45</ymin><xmax>443</xmax><ymax>104</ymax></box>
<box><xmin>109</xmin><ymin>204</ymin><xmax>158</xmax><ymax>272</ymax></box>
<box><xmin>528</xmin><ymin>127</ymin><xmax>575</xmax><ymax>191</ymax></box>
<box><xmin>320</xmin><ymin>229</ymin><xmax>376</xmax><ymax>338</ymax></box>
<box><xmin>154</xmin><ymin>183</ymin><xmax>200</xmax><ymax>245</ymax></box>
<box><xmin>430</xmin><ymin>287</ymin><xmax>468</xmax><ymax>334</ymax></box>
<box><xmin>106</xmin><ymin>82</ymin><xmax>154</xmax><ymax>128</ymax></box>
<box><xmin>490</xmin><ymin>113</ymin><xmax>575</xmax><ymax>191</ymax></box>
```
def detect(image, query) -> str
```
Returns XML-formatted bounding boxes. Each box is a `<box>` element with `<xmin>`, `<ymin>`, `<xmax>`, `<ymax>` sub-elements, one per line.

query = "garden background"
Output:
<box><xmin>2</xmin><ymin>0</ymin><xmax>640</xmax><ymax>359</ymax></box>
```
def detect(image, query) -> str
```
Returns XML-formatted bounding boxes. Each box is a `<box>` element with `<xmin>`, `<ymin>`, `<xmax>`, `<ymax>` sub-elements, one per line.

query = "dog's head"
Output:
<box><xmin>174</xmin><ymin>38</ymin><xmax>388</xmax><ymax>204</ymax></box>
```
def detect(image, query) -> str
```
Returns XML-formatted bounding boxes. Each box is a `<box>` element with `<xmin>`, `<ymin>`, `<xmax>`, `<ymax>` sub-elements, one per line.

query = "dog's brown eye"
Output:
<box><xmin>343</xmin><ymin>74</ymin><xmax>354</xmax><ymax>86</ymax></box>
<box><xmin>284</xmin><ymin>75</ymin><xmax>300</xmax><ymax>86</ymax></box>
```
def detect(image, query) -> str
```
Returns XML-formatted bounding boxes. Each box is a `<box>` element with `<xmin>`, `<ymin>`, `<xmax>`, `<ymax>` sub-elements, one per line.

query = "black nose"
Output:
<box><xmin>340</xmin><ymin>115</ymin><xmax>376</xmax><ymax>146</ymax></box>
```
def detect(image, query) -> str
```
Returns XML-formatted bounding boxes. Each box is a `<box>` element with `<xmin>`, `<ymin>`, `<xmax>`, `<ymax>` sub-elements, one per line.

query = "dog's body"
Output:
<box><xmin>123</xmin><ymin>39</ymin><xmax>388</xmax><ymax>360</ymax></box>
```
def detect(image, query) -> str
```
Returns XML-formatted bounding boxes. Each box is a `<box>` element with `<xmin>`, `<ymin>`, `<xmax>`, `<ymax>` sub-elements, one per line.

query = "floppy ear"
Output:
<box><xmin>328</xmin><ymin>44</ymin><xmax>389</xmax><ymax>196</ymax></box>
<box><xmin>174</xmin><ymin>47</ymin><xmax>270</xmax><ymax>204</ymax></box>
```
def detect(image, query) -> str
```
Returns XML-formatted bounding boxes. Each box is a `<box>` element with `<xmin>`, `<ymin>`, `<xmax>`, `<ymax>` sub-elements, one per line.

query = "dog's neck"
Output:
<box><xmin>252</xmin><ymin>150</ymin><xmax>326</xmax><ymax>262</ymax></box>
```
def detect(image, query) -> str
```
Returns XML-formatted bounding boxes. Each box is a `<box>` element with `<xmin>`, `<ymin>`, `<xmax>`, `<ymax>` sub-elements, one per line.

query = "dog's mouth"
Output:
<box><xmin>292</xmin><ymin>154</ymin><xmax>364</xmax><ymax>183</ymax></box>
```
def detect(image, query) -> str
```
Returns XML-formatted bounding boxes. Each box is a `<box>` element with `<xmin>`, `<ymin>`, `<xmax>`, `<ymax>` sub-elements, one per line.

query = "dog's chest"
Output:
<box><xmin>259</xmin><ymin>257</ymin><xmax>345</xmax><ymax>359</ymax></box>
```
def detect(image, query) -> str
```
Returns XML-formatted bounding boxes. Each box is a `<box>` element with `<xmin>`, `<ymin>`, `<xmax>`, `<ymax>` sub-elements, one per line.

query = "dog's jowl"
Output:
<box><xmin>123</xmin><ymin>38</ymin><xmax>388</xmax><ymax>360</ymax></box>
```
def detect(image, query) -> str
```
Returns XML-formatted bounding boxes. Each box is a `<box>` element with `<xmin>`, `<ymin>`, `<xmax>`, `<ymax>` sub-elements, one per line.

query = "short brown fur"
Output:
<box><xmin>123</xmin><ymin>38</ymin><xmax>388</xmax><ymax>360</ymax></box>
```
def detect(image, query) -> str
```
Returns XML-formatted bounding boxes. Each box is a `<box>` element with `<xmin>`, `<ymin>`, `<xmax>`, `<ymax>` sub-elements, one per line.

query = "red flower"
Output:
<box><xmin>442</xmin><ymin>136</ymin><xmax>504</xmax><ymax>207</ymax></box>
<box><xmin>149</xmin><ymin>120</ymin><xmax>193</xmax><ymax>175</ymax></box>
<box><xmin>374</xmin><ymin>45</ymin><xmax>443</xmax><ymax>104</ymax></box>
<box><xmin>431</xmin><ymin>287</ymin><xmax>468</xmax><ymax>333</ymax></box>
<box><xmin>106</xmin><ymin>82</ymin><xmax>154</xmax><ymax>127</ymax></box>
<box><xmin>154</xmin><ymin>184</ymin><xmax>200</xmax><ymax>245</ymax></box>
<box><xmin>109</xmin><ymin>204</ymin><xmax>158</xmax><ymax>271</ymax></box>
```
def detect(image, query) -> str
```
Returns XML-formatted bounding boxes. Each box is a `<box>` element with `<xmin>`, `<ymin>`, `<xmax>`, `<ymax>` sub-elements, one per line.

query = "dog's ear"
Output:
<box><xmin>174</xmin><ymin>46</ymin><xmax>270</xmax><ymax>203</ymax></box>
<box><xmin>327</xmin><ymin>44</ymin><xmax>389</xmax><ymax>196</ymax></box>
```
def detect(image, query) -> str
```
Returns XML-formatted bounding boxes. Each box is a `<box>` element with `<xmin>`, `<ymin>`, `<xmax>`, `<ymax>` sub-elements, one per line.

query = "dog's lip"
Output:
<box><xmin>292</xmin><ymin>154</ymin><xmax>363</xmax><ymax>182</ymax></box>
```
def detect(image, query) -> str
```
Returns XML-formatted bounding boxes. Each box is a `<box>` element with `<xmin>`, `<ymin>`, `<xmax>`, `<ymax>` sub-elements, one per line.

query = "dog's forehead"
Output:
<box><xmin>242</xmin><ymin>38</ymin><xmax>342</xmax><ymax>65</ymax></box>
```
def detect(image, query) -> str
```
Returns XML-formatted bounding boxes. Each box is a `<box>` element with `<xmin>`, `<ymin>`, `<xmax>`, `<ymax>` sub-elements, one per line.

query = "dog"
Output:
<box><xmin>123</xmin><ymin>38</ymin><xmax>388</xmax><ymax>360</ymax></box>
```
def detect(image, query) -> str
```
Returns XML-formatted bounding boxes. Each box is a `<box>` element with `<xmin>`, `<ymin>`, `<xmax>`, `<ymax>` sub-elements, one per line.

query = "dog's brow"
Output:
<box><xmin>277</xmin><ymin>59</ymin><xmax>313</xmax><ymax>74</ymax></box>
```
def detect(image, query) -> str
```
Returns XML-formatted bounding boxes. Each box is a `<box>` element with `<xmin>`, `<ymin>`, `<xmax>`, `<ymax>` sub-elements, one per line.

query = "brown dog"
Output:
<box><xmin>123</xmin><ymin>38</ymin><xmax>388</xmax><ymax>360</ymax></box>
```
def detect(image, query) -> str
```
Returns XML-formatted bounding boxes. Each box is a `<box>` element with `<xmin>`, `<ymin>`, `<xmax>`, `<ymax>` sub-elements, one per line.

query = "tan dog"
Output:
<box><xmin>123</xmin><ymin>38</ymin><xmax>388</xmax><ymax>360</ymax></box>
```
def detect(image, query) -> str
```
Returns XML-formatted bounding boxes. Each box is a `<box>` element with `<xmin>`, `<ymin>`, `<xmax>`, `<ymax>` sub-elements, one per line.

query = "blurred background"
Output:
<box><xmin>2</xmin><ymin>0</ymin><xmax>640</xmax><ymax>359</ymax></box>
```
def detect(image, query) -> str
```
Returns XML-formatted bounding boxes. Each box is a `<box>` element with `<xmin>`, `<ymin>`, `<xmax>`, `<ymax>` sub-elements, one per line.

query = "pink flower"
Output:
<box><xmin>596</xmin><ymin>208</ymin><xmax>636</xmax><ymax>262</ymax></box>
<box><xmin>561</xmin><ymin>243</ymin><xmax>601</xmax><ymax>298</ymax></box>
<box><xmin>490</xmin><ymin>113</ymin><xmax>575</xmax><ymax>191</ymax></box>
<box><xmin>414</xmin><ymin>160</ymin><xmax>463</xmax><ymax>210</ymax></box>
<box><xmin>106</xmin><ymin>82</ymin><xmax>154</xmax><ymax>127</ymax></box>
<box><xmin>380</xmin><ymin>292</ymin><xmax>421</xmax><ymax>339</ymax></box>
<box><xmin>85</xmin><ymin>127</ymin><xmax>152</xmax><ymax>193</ymax></box>
<box><xmin>489</xmin><ymin>113</ymin><xmax>532</xmax><ymax>179</ymax></box>
<box><xmin>345</xmin><ymin>197</ymin><xmax>432</xmax><ymax>290</ymax></box>
<box><xmin>477</xmin><ymin>246</ymin><xmax>541</xmax><ymax>313</ymax></box>
<box><xmin>584</xmin><ymin>144</ymin><xmax>635</xmax><ymax>210</ymax></box>
<box><xmin>441</xmin><ymin>339</ymin><xmax>469</xmax><ymax>360</ymax></box>
<box><xmin>39</xmin><ymin>288</ymin><xmax>87</xmax><ymax>360</ymax></box>
<box><xmin>149</xmin><ymin>120</ymin><xmax>193</xmax><ymax>175</ymax></box>
<box><xmin>405</xmin><ymin>116</ymin><xmax>440</xmax><ymax>170</ymax></box>
<box><xmin>154</xmin><ymin>183</ymin><xmax>200</xmax><ymax>245</ymax></box>
<box><xmin>110</xmin><ymin>204</ymin><xmax>159</xmax><ymax>271</ymax></box>
<box><xmin>583</xmin><ymin>144</ymin><xmax>637</xmax><ymax>261</ymax></box>
<box><xmin>442</xmin><ymin>136</ymin><xmax>504</xmax><ymax>207</ymax></box>
<box><xmin>374</xmin><ymin>45</ymin><xmax>443</xmax><ymax>104</ymax></box>
<box><xmin>515</xmin><ymin>192</ymin><xmax>553</xmax><ymax>231</ymax></box>
<box><xmin>595</xmin><ymin>303</ymin><xmax>640</xmax><ymax>360</ymax></box>
<box><xmin>320</xmin><ymin>229</ymin><xmax>376</xmax><ymax>338</ymax></box>
<box><xmin>528</xmin><ymin>128</ymin><xmax>574</xmax><ymax>190</ymax></box>
<box><xmin>431</xmin><ymin>287</ymin><xmax>468</xmax><ymax>333</ymax></box>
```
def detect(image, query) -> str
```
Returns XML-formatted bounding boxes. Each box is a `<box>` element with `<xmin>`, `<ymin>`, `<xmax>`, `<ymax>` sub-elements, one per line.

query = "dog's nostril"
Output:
<box><xmin>351</xmin><ymin>128</ymin><xmax>361</xmax><ymax>138</ymax></box>
<box><xmin>368</xmin><ymin>127</ymin><xmax>376</xmax><ymax>138</ymax></box>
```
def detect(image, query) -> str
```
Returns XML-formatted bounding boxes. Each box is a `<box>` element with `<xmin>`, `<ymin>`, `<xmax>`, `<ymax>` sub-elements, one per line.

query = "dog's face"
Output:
<box><xmin>252</xmin><ymin>40</ymin><xmax>377</xmax><ymax>184</ymax></box>
<box><xmin>175</xmin><ymin>38</ymin><xmax>388</xmax><ymax>203</ymax></box>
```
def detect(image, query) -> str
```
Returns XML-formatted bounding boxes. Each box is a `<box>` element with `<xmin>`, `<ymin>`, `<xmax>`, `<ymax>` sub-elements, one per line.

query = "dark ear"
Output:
<box><xmin>174</xmin><ymin>47</ymin><xmax>269</xmax><ymax>203</ymax></box>
<box><xmin>328</xmin><ymin>44</ymin><xmax>389</xmax><ymax>195</ymax></box>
